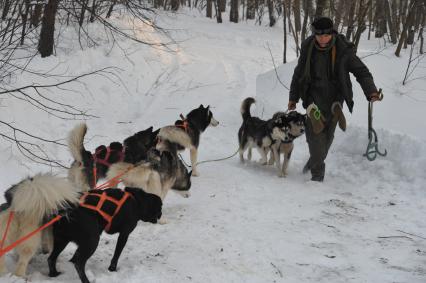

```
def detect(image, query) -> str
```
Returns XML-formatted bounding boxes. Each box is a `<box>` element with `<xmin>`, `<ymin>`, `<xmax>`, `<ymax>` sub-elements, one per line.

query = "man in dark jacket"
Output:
<box><xmin>288</xmin><ymin>17</ymin><xmax>381</xmax><ymax>182</ymax></box>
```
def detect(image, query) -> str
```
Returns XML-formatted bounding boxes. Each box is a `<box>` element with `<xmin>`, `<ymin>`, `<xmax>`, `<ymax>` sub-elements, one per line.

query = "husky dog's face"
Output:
<box><xmin>186</xmin><ymin>104</ymin><xmax>219</xmax><ymax>131</ymax></box>
<box><xmin>286</xmin><ymin>112</ymin><xmax>306</xmax><ymax>138</ymax></box>
<box><xmin>123</xmin><ymin>127</ymin><xmax>159</xmax><ymax>164</ymax></box>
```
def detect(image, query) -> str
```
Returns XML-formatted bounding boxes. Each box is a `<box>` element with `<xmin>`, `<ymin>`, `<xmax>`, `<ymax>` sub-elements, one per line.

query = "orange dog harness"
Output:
<box><xmin>79</xmin><ymin>190</ymin><xmax>133</xmax><ymax>232</ymax></box>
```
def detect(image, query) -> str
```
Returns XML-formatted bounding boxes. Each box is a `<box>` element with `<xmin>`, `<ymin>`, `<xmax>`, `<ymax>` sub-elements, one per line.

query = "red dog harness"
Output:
<box><xmin>91</xmin><ymin>146</ymin><xmax>125</xmax><ymax>188</ymax></box>
<box><xmin>175</xmin><ymin>114</ymin><xmax>189</xmax><ymax>132</ymax></box>
<box><xmin>93</xmin><ymin>146</ymin><xmax>125</xmax><ymax>167</ymax></box>
<box><xmin>79</xmin><ymin>190</ymin><xmax>133</xmax><ymax>232</ymax></box>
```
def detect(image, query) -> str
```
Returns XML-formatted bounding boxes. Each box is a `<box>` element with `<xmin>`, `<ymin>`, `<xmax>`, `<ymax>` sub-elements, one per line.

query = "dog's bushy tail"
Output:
<box><xmin>241</xmin><ymin>97</ymin><xmax>255</xmax><ymax>121</ymax></box>
<box><xmin>68</xmin><ymin>123</ymin><xmax>87</xmax><ymax>163</ymax></box>
<box><xmin>67</xmin><ymin>123</ymin><xmax>92</xmax><ymax>191</ymax></box>
<box><xmin>10</xmin><ymin>174</ymin><xmax>80</xmax><ymax>221</ymax></box>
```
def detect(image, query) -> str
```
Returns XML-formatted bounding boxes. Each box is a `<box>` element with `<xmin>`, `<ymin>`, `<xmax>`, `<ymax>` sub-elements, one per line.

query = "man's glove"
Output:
<box><xmin>288</xmin><ymin>100</ymin><xmax>297</xmax><ymax>110</ymax></box>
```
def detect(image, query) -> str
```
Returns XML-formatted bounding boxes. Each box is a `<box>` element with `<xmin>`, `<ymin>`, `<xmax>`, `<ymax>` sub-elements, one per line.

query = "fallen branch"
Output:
<box><xmin>397</xmin><ymin>230</ymin><xmax>426</xmax><ymax>240</ymax></box>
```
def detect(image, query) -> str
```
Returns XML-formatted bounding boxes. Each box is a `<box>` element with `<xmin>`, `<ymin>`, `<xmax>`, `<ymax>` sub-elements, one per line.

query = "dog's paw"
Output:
<box><xmin>158</xmin><ymin>217</ymin><xmax>168</xmax><ymax>225</ymax></box>
<box><xmin>268</xmin><ymin>159</ymin><xmax>275</xmax><ymax>165</ymax></box>
<box><xmin>108</xmin><ymin>264</ymin><xmax>117</xmax><ymax>272</ymax></box>
<box><xmin>278</xmin><ymin>172</ymin><xmax>287</xmax><ymax>178</ymax></box>
<box><xmin>191</xmin><ymin>170</ymin><xmax>199</xmax><ymax>177</ymax></box>
<box><xmin>49</xmin><ymin>271</ymin><xmax>62</xmax><ymax>277</ymax></box>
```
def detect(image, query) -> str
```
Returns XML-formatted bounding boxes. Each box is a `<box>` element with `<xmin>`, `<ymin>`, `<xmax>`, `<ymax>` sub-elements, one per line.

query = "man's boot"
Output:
<box><xmin>302</xmin><ymin>160</ymin><xmax>310</xmax><ymax>174</ymax></box>
<box><xmin>307</xmin><ymin>104</ymin><xmax>325</xmax><ymax>134</ymax></box>
<box><xmin>331</xmin><ymin>102</ymin><xmax>346</xmax><ymax>131</ymax></box>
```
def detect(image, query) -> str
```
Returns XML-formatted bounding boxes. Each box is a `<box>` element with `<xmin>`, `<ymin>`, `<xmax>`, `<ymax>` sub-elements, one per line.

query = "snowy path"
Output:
<box><xmin>1</xmin><ymin>12</ymin><xmax>425</xmax><ymax>283</ymax></box>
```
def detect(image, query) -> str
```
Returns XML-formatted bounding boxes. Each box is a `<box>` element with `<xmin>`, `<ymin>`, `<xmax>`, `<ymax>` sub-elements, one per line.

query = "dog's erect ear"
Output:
<box><xmin>199</xmin><ymin>104</ymin><xmax>204</xmax><ymax>109</ymax></box>
<box><xmin>146</xmin><ymin>126</ymin><xmax>153</xmax><ymax>133</ymax></box>
<box><xmin>152</xmin><ymin>128</ymin><xmax>160</xmax><ymax>136</ymax></box>
<box><xmin>206</xmin><ymin>105</ymin><xmax>210</xmax><ymax>110</ymax></box>
<box><xmin>110</xmin><ymin>142</ymin><xmax>123</xmax><ymax>150</ymax></box>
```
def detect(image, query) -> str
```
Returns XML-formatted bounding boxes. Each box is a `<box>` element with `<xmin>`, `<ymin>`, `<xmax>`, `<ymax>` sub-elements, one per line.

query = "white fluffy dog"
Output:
<box><xmin>0</xmin><ymin>174</ymin><xmax>79</xmax><ymax>277</ymax></box>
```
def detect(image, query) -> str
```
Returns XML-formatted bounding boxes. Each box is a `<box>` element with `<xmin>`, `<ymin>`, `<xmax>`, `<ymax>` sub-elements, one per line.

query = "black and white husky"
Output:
<box><xmin>0</xmin><ymin>174</ymin><xmax>79</xmax><ymax>277</ymax></box>
<box><xmin>68</xmin><ymin>123</ymin><xmax>159</xmax><ymax>190</ymax></box>
<box><xmin>238</xmin><ymin>97</ymin><xmax>288</xmax><ymax>165</ymax></box>
<box><xmin>268</xmin><ymin>111</ymin><xmax>306</xmax><ymax>177</ymax></box>
<box><xmin>156</xmin><ymin>104</ymin><xmax>219</xmax><ymax>176</ymax></box>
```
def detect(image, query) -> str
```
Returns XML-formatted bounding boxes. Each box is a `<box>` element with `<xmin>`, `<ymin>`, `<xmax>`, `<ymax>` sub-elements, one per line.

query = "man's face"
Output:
<box><xmin>315</xmin><ymin>34</ymin><xmax>332</xmax><ymax>47</ymax></box>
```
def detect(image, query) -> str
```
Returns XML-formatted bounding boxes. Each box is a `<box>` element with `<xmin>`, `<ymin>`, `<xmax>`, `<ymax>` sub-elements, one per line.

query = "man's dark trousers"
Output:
<box><xmin>305</xmin><ymin>118</ymin><xmax>338</xmax><ymax>181</ymax></box>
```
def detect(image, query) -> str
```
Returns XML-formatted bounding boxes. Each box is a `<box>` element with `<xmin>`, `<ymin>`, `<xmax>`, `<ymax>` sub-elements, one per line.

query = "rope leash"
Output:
<box><xmin>178</xmin><ymin>147</ymin><xmax>240</xmax><ymax>168</ymax></box>
<box><xmin>364</xmin><ymin>88</ymin><xmax>387</xmax><ymax>161</ymax></box>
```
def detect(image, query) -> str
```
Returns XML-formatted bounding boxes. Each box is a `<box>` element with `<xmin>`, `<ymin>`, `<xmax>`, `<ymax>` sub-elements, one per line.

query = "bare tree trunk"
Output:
<box><xmin>375</xmin><ymin>0</ymin><xmax>386</xmax><ymax>38</ymax></box>
<box><xmin>30</xmin><ymin>2</ymin><xmax>43</xmax><ymax>27</ymax></box>
<box><xmin>395</xmin><ymin>0</ymin><xmax>417</xmax><ymax>57</ymax></box>
<box><xmin>419</xmin><ymin>26</ymin><xmax>424</xmax><ymax>54</ymax></box>
<box><xmin>89</xmin><ymin>0</ymin><xmax>97</xmax><ymax>23</ymax></box>
<box><xmin>288</xmin><ymin>0</ymin><xmax>300</xmax><ymax>56</ymax></box>
<box><xmin>230</xmin><ymin>0</ymin><xmax>239</xmax><ymax>23</ymax></box>
<box><xmin>283</xmin><ymin>0</ymin><xmax>287</xmax><ymax>63</ymax></box>
<box><xmin>391</xmin><ymin>0</ymin><xmax>399</xmax><ymax>37</ymax></box>
<box><xmin>171</xmin><ymin>0</ymin><xmax>180</xmax><ymax>11</ymax></box>
<box><xmin>106</xmin><ymin>0</ymin><xmax>117</xmax><ymax>18</ymax></box>
<box><xmin>301</xmin><ymin>0</ymin><xmax>312</xmax><ymax>41</ymax></box>
<box><xmin>207</xmin><ymin>0</ymin><xmax>213</xmax><ymax>18</ymax></box>
<box><xmin>215</xmin><ymin>0</ymin><xmax>223</xmax><ymax>22</ymax></box>
<box><xmin>38</xmin><ymin>0</ymin><xmax>59</xmax><ymax>58</ymax></box>
<box><xmin>345</xmin><ymin>0</ymin><xmax>357</xmax><ymax>40</ymax></box>
<box><xmin>367</xmin><ymin>0</ymin><xmax>372</xmax><ymax>39</ymax></box>
<box><xmin>315</xmin><ymin>0</ymin><xmax>327</xmax><ymax>17</ymax></box>
<box><xmin>220</xmin><ymin>0</ymin><xmax>226</xmax><ymax>11</ymax></box>
<box><xmin>267</xmin><ymin>0</ymin><xmax>276</xmax><ymax>26</ymax></box>
<box><xmin>329</xmin><ymin>0</ymin><xmax>335</xmax><ymax>19</ymax></box>
<box><xmin>1</xmin><ymin>0</ymin><xmax>10</xmax><ymax>20</ymax></box>
<box><xmin>247</xmin><ymin>0</ymin><xmax>255</xmax><ymax>19</ymax></box>
<box><xmin>293</xmin><ymin>0</ymin><xmax>301</xmax><ymax>32</ymax></box>
<box><xmin>79</xmin><ymin>0</ymin><xmax>88</xmax><ymax>27</ymax></box>
<box><xmin>20</xmin><ymin>0</ymin><xmax>30</xmax><ymax>45</ymax></box>
<box><xmin>384</xmin><ymin>0</ymin><xmax>397</xmax><ymax>43</ymax></box>
<box><xmin>334</xmin><ymin>0</ymin><xmax>345</xmax><ymax>30</ymax></box>
<box><xmin>354</xmin><ymin>0</ymin><xmax>369</xmax><ymax>50</ymax></box>
<box><xmin>400</xmin><ymin>0</ymin><xmax>408</xmax><ymax>28</ymax></box>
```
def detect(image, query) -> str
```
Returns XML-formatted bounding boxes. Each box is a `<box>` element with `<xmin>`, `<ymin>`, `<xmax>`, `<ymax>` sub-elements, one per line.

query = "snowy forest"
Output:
<box><xmin>0</xmin><ymin>0</ymin><xmax>425</xmax><ymax>282</ymax></box>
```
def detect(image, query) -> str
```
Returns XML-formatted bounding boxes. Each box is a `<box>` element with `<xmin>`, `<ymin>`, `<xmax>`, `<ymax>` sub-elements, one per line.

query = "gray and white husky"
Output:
<box><xmin>156</xmin><ymin>104</ymin><xmax>219</xmax><ymax>177</ymax></box>
<box><xmin>238</xmin><ymin>97</ymin><xmax>288</xmax><ymax>166</ymax></box>
<box><xmin>0</xmin><ymin>174</ymin><xmax>79</xmax><ymax>277</ymax></box>
<box><xmin>107</xmin><ymin>134</ymin><xmax>192</xmax><ymax>224</ymax></box>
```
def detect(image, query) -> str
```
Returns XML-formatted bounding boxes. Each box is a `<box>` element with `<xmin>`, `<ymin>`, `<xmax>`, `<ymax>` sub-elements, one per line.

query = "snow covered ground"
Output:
<box><xmin>1</xmin><ymin>9</ymin><xmax>425</xmax><ymax>283</ymax></box>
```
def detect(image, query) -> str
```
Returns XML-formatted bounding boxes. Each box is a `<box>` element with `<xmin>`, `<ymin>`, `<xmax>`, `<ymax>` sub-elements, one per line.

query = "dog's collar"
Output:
<box><xmin>280</xmin><ymin>133</ymin><xmax>297</xmax><ymax>144</ymax></box>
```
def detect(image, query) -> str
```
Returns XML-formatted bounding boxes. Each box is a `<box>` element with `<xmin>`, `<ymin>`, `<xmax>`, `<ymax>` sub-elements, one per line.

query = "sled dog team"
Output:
<box><xmin>0</xmin><ymin>99</ymin><xmax>305</xmax><ymax>283</ymax></box>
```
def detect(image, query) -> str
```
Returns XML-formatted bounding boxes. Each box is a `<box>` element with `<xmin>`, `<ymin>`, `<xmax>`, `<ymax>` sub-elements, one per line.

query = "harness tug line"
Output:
<box><xmin>175</xmin><ymin>113</ymin><xmax>240</xmax><ymax>167</ymax></box>
<box><xmin>0</xmin><ymin>214</ymin><xmax>62</xmax><ymax>257</ymax></box>
<box><xmin>0</xmin><ymin>164</ymin><xmax>134</xmax><ymax>257</ymax></box>
<box><xmin>364</xmin><ymin>88</ymin><xmax>387</xmax><ymax>161</ymax></box>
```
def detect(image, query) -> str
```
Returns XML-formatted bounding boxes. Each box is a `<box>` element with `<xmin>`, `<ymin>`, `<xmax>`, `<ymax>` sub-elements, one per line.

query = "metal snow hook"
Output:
<box><xmin>364</xmin><ymin>88</ymin><xmax>387</xmax><ymax>161</ymax></box>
